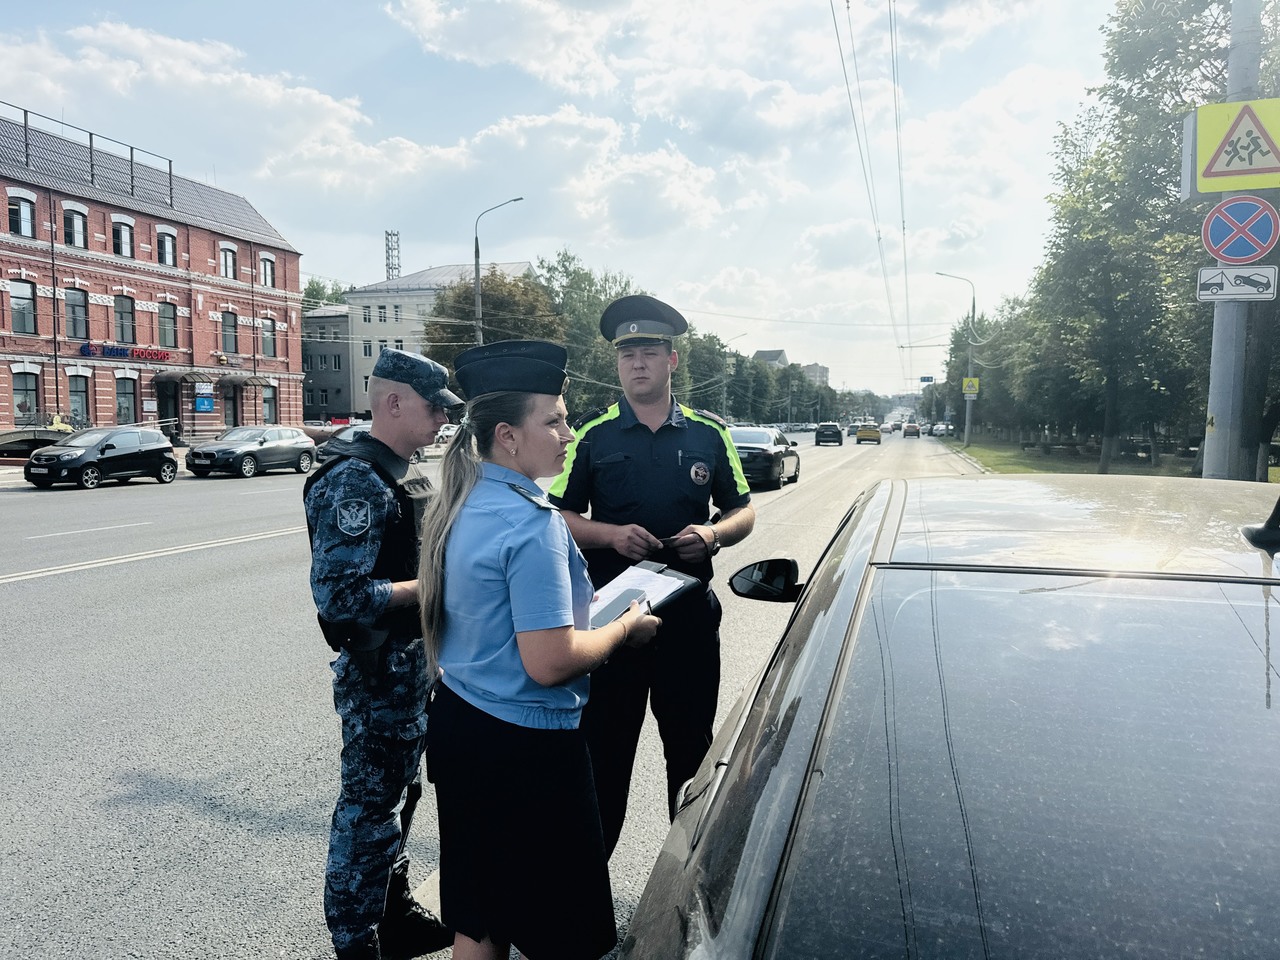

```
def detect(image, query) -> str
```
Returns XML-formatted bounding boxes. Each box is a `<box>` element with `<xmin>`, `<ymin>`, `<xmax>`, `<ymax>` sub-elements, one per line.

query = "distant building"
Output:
<box><xmin>753</xmin><ymin>349</ymin><xmax>789</xmax><ymax>369</ymax></box>
<box><xmin>801</xmin><ymin>362</ymin><xmax>829</xmax><ymax>388</ymax></box>
<box><xmin>301</xmin><ymin>304</ymin><xmax>355</xmax><ymax>421</ymax></box>
<box><xmin>317</xmin><ymin>261</ymin><xmax>531</xmax><ymax>420</ymax></box>
<box><xmin>0</xmin><ymin>103</ymin><xmax>302</xmax><ymax>437</ymax></box>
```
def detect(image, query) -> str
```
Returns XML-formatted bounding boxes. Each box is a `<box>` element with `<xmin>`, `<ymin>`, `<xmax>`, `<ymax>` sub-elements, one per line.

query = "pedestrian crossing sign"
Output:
<box><xmin>962</xmin><ymin>377</ymin><xmax>979</xmax><ymax>396</ymax></box>
<box><xmin>1197</xmin><ymin>99</ymin><xmax>1280</xmax><ymax>193</ymax></box>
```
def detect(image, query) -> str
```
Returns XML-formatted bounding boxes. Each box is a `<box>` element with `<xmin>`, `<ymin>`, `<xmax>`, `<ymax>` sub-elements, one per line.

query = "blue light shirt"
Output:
<box><xmin>438</xmin><ymin>462</ymin><xmax>594</xmax><ymax>730</ymax></box>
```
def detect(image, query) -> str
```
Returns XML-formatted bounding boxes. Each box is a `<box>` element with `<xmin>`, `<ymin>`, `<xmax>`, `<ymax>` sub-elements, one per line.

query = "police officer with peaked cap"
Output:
<box><xmin>548</xmin><ymin>295</ymin><xmax>756</xmax><ymax>856</ymax></box>
<box><xmin>303</xmin><ymin>347</ymin><xmax>460</xmax><ymax>960</ymax></box>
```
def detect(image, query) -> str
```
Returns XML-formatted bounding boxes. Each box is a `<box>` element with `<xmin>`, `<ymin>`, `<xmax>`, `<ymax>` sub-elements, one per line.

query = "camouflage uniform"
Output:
<box><xmin>304</xmin><ymin>433</ymin><xmax>438</xmax><ymax>957</ymax></box>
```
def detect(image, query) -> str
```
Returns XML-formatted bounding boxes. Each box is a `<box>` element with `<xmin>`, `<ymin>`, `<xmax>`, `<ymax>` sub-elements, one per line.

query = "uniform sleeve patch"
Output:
<box><xmin>336</xmin><ymin>499</ymin><xmax>372</xmax><ymax>536</ymax></box>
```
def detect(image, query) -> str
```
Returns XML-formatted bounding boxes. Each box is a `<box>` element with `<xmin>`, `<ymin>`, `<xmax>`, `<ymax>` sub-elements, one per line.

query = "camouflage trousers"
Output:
<box><xmin>325</xmin><ymin>636</ymin><xmax>430</xmax><ymax>951</ymax></box>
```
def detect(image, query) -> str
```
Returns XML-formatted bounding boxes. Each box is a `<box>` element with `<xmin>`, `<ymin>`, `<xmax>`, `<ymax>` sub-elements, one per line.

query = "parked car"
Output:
<box><xmin>621</xmin><ymin>474</ymin><xmax>1280</xmax><ymax>959</ymax></box>
<box><xmin>24</xmin><ymin>426</ymin><xmax>178</xmax><ymax>489</ymax></box>
<box><xmin>903</xmin><ymin>421</ymin><xmax>921</xmax><ymax>438</ymax></box>
<box><xmin>434</xmin><ymin>422</ymin><xmax>461</xmax><ymax>445</ymax></box>
<box><xmin>185</xmin><ymin>426</ymin><xmax>315</xmax><ymax>478</ymax></box>
<box><xmin>813</xmin><ymin>422</ymin><xmax>843</xmax><ymax>446</ymax></box>
<box><xmin>855</xmin><ymin>423</ymin><xmax>882</xmax><ymax>445</ymax></box>
<box><xmin>932</xmin><ymin>421</ymin><xmax>952</xmax><ymax>436</ymax></box>
<box><xmin>1233</xmin><ymin>272</ymin><xmax>1273</xmax><ymax>292</ymax></box>
<box><xmin>729</xmin><ymin>426</ymin><xmax>799</xmax><ymax>490</ymax></box>
<box><xmin>314</xmin><ymin>423</ymin><xmax>372</xmax><ymax>464</ymax></box>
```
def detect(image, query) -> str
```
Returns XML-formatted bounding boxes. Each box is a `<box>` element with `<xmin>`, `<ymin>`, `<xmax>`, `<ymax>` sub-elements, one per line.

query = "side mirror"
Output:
<box><xmin>258</xmin><ymin>437</ymin><xmax>267</xmax><ymax>445</ymax></box>
<box><xmin>730</xmin><ymin>558</ymin><xmax>803</xmax><ymax>603</ymax></box>
<box><xmin>790</xmin><ymin>440</ymin><xmax>798</xmax><ymax>447</ymax></box>
<box><xmin>100</xmin><ymin>443</ymin><xmax>116</xmax><ymax>452</ymax></box>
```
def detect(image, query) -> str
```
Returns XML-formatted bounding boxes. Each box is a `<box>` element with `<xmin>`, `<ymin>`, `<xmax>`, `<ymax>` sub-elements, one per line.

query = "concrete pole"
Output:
<box><xmin>1202</xmin><ymin>0</ymin><xmax>1261</xmax><ymax>479</ymax></box>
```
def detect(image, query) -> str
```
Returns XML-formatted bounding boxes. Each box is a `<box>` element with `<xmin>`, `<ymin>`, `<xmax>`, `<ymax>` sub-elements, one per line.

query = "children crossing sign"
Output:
<box><xmin>1196</xmin><ymin>99</ymin><xmax>1280</xmax><ymax>193</ymax></box>
<box><xmin>962</xmin><ymin>377</ymin><xmax>979</xmax><ymax>397</ymax></box>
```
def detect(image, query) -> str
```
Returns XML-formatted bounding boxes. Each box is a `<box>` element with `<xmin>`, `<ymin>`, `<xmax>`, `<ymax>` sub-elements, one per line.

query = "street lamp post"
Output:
<box><xmin>936</xmin><ymin>271</ymin><xmax>976</xmax><ymax>449</ymax></box>
<box><xmin>720</xmin><ymin>332</ymin><xmax>747</xmax><ymax>418</ymax></box>
<box><xmin>473</xmin><ymin>197</ymin><xmax>523</xmax><ymax>345</ymax></box>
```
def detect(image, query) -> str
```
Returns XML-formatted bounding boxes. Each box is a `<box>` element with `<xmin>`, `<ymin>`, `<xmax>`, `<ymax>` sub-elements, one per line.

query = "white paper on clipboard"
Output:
<box><xmin>588</xmin><ymin>561</ymin><xmax>700</xmax><ymax>627</ymax></box>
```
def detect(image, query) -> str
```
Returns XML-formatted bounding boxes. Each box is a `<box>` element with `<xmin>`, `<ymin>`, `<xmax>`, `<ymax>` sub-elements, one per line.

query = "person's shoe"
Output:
<box><xmin>334</xmin><ymin>932</ymin><xmax>381</xmax><ymax>960</ymax></box>
<box><xmin>379</xmin><ymin>902</ymin><xmax>453</xmax><ymax>958</ymax></box>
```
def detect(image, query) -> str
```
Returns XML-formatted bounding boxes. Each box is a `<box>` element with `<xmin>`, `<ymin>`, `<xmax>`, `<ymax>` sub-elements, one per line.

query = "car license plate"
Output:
<box><xmin>29</xmin><ymin>466</ymin><xmax>48</xmax><ymax>474</ymax></box>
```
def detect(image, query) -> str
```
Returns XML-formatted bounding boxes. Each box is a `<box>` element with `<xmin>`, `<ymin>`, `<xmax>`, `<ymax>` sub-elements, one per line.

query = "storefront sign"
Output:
<box><xmin>194</xmin><ymin>396</ymin><xmax>214</xmax><ymax>413</ymax></box>
<box><xmin>79</xmin><ymin>343</ymin><xmax>172</xmax><ymax>362</ymax></box>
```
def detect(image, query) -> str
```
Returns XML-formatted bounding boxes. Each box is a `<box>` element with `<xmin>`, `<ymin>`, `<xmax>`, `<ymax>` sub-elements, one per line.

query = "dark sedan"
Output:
<box><xmin>622</xmin><ymin>474</ymin><xmax>1280</xmax><ymax>959</ymax></box>
<box><xmin>25</xmin><ymin>426</ymin><xmax>178</xmax><ymax>488</ymax></box>
<box><xmin>315</xmin><ymin>423</ymin><xmax>371</xmax><ymax>464</ymax></box>
<box><xmin>185</xmin><ymin>426</ymin><xmax>315</xmax><ymax>478</ymax></box>
<box><xmin>729</xmin><ymin>426</ymin><xmax>799</xmax><ymax>490</ymax></box>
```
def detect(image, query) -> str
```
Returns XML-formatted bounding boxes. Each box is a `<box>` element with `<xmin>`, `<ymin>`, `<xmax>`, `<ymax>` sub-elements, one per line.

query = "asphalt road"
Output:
<box><xmin>0</xmin><ymin>432</ymin><xmax>976</xmax><ymax>959</ymax></box>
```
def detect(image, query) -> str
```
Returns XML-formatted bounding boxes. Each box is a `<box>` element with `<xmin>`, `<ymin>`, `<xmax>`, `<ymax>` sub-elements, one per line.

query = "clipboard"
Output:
<box><xmin>588</xmin><ymin>560</ymin><xmax>702</xmax><ymax>628</ymax></box>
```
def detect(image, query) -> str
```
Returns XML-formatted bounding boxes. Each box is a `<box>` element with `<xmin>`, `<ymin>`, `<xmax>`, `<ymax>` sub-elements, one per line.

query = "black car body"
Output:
<box><xmin>25</xmin><ymin>426</ymin><xmax>178</xmax><ymax>488</ymax></box>
<box><xmin>1233</xmin><ymin>272</ymin><xmax>1273</xmax><ymax>292</ymax></box>
<box><xmin>729</xmin><ymin>427</ymin><xmax>799</xmax><ymax>490</ymax></box>
<box><xmin>622</xmin><ymin>474</ymin><xmax>1280</xmax><ymax>959</ymax></box>
<box><xmin>185</xmin><ymin>426</ymin><xmax>315</xmax><ymax>478</ymax></box>
<box><xmin>813</xmin><ymin>422</ymin><xmax>843</xmax><ymax>445</ymax></box>
<box><xmin>315</xmin><ymin>423</ymin><xmax>371</xmax><ymax>464</ymax></box>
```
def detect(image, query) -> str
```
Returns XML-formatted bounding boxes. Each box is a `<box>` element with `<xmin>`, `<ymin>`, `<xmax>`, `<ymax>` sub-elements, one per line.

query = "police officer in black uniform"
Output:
<box><xmin>304</xmin><ymin>348</ymin><xmax>459</xmax><ymax>960</ymax></box>
<box><xmin>547</xmin><ymin>295</ymin><xmax>756</xmax><ymax>856</ymax></box>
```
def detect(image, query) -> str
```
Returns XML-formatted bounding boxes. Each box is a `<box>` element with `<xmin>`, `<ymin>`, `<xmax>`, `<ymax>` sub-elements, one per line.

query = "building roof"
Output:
<box><xmin>303</xmin><ymin>304</ymin><xmax>350</xmax><ymax>320</ymax></box>
<box><xmin>754</xmin><ymin>349</ymin><xmax>789</xmax><ymax>365</ymax></box>
<box><xmin>0</xmin><ymin>112</ymin><xmax>297</xmax><ymax>253</ymax></box>
<box><xmin>350</xmin><ymin>261</ymin><xmax>533</xmax><ymax>296</ymax></box>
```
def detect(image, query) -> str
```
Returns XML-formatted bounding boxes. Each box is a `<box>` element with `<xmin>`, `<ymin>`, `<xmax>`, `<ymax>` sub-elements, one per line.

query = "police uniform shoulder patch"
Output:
<box><xmin>506</xmin><ymin>483</ymin><xmax>557</xmax><ymax>510</ymax></box>
<box><xmin>693</xmin><ymin>407</ymin><xmax>728</xmax><ymax>428</ymax></box>
<box><xmin>571</xmin><ymin>405</ymin><xmax>609</xmax><ymax>431</ymax></box>
<box><xmin>336</xmin><ymin>499</ymin><xmax>372</xmax><ymax>536</ymax></box>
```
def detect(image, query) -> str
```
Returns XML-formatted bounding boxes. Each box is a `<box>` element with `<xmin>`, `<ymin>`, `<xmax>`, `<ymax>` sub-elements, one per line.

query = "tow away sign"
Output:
<box><xmin>1197</xmin><ymin>265</ymin><xmax>1278</xmax><ymax>302</ymax></box>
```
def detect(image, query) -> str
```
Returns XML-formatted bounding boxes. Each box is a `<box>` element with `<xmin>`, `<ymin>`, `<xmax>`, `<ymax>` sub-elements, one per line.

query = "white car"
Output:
<box><xmin>435</xmin><ymin>422</ymin><xmax>461</xmax><ymax>444</ymax></box>
<box><xmin>932</xmin><ymin>422</ymin><xmax>950</xmax><ymax>436</ymax></box>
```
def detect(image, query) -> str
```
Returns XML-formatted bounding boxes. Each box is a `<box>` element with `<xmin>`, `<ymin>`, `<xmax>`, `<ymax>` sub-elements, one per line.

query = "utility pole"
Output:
<box><xmin>1202</xmin><ymin>0</ymin><xmax>1262</xmax><ymax>479</ymax></box>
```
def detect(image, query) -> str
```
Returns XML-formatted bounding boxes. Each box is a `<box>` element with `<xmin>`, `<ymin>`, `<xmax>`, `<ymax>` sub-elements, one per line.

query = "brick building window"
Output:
<box><xmin>8</xmin><ymin>197</ymin><xmax>34</xmax><ymax>237</ymax></box>
<box><xmin>65</xmin><ymin>289</ymin><xmax>88</xmax><ymax>339</ymax></box>
<box><xmin>11</xmin><ymin>280</ymin><xmax>36</xmax><ymax>334</ymax></box>
<box><xmin>158</xmin><ymin>303</ymin><xmax>177</xmax><ymax>348</ymax></box>
<box><xmin>68</xmin><ymin>376</ymin><xmax>89</xmax><ymax>423</ymax></box>
<box><xmin>261</xmin><ymin>322</ymin><xmax>276</xmax><ymax>358</ymax></box>
<box><xmin>157</xmin><ymin>232</ymin><xmax>176</xmax><ymax>266</ymax></box>
<box><xmin>260</xmin><ymin>255</ymin><xmax>276</xmax><ymax>288</ymax></box>
<box><xmin>221</xmin><ymin>311</ymin><xmax>238</xmax><ymax>353</ymax></box>
<box><xmin>114</xmin><ymin>296</ymin><xmax>136</xmax><ymax>343</ymax></box>
<box><xmin>262</xmin><ymin>386</ymin><xmax>278</xmax><ymax>424</ymax></box>
<box><xmin>115</xmin><ymin>379</ymin><xmax>137</xmax><ymax>424</ymax></box>
<box><xmin>112</xmin><ymin>222</ymin><xmax>134</xmax><ymax>258</ymax></box>
<box><xmin>63</xmin><ymin>210</ymin><xmax>87</xmax><ymax>248</ymax></box>
<box><xmin>13</xmin><ymin>372</ymin><xmax>38</xmax><ymax>423</ymax></box>
<box><xmin>220</xmin><ymin>247</ymin><xmax>237</xmax><ymax>279</ymax></box>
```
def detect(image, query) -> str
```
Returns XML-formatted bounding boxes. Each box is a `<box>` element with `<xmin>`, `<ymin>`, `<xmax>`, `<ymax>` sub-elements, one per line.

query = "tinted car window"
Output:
<box><xmin>764</xmin><ymin>570</ymin><xmax>1280</xmax><ymax>959</ymax></box>
<box><xmin>111</xmin><ymin>431</ymin><xmax>141</xmax><ymax>449</ymax></box>
<box><xmin>60</xmin><ymin>429</ymin><xmax>113</xmax><ymax>448</ymax></box>
<box><xmin>730</xmin><ymin>429</ymin><xmax>772</xmax><ymax>445</ymax></box>
<box><xmin>220</xmin><ymin>427</ymin><xmax>266</xmax><ymax>442</ymax></box>
<box><xmin>685</xmin><ymin>482</ymin><xmax>892</xmax><ymax>952</ymax></box>
<box><xmin>139</xmin><ymin>430</ymin><xmax>165</xmax><ymax>444</ymax></box>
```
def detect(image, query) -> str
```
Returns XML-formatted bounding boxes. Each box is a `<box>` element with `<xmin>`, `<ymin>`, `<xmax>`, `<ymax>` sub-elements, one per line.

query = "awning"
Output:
<box><xmin>152</xmin><ymin>370</ymin><xmax>219</xmax><ymax>383</ymax></box>
<box><xmin>217</xmin><ymin>373</ymin><xmax>272</xmax><ymax>387</ymax></box>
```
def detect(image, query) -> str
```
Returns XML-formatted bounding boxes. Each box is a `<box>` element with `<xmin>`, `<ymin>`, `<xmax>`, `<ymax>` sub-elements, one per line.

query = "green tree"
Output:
<box><xmin>302</xmin><ymin>277</ymin><xmax>347</xmax><ymax>309</ymax></box>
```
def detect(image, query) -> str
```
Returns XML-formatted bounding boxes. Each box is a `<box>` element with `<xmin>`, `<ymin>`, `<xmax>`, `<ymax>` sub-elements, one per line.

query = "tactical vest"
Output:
<box><xmin>304</xmin><ymin>434</ymin><xmax>433</xmax><ymax>650</ymax></box>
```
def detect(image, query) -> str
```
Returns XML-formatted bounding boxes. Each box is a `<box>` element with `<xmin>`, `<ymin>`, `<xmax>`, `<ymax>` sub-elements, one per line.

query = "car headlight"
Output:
<box><xmin>58</xmin><ymin>451</ymin><xmax>82</xmax><ymax>461</ymax></box>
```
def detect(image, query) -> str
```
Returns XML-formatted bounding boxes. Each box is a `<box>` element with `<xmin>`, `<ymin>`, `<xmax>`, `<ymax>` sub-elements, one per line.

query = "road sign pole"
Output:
<box><xmin>1203</xmin><ymin>0</ymin><xmax>1263</xmax><ymax>480</ymax></box>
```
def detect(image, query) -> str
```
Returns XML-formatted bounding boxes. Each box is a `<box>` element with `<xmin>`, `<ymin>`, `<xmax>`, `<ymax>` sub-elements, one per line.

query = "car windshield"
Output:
<box><xmin>766</xmin><ymin>568</ymin><xmax>1280</xmax><ymax>958</ymax></box>
<box><xmin>57</xmin><ymin>429</ymin><xmax>114</xmax><ymax>448</ymax></box>
<box><xmin>337</xmin><ymin>425</ymin><xmax>371</xmax><ymax>441</ymax></box>
<box><xmin>730</xmin><ymin>429</ymin><xmax>772</xmax><ymax>445</ymax></box>
<box><xmin>219</xmin><ymin>428</ymin><xmax>266</xmax><ymax>442</ymax></box>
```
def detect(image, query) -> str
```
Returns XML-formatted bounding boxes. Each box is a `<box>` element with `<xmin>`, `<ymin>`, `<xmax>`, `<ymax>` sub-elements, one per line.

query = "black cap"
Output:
<box><xmin>371</xmin><ymin>348</ymin><xmax>463</xmax><ymax>408</ymax></box>
<box><xmin>454</xmin><ymin>339</ymin><xmax>569</xmax><ymax>400</ymax></box>
<box><xmin>599</xmin><ymin>295</ymin><xmax>688</xmax><ymax>346</ymax></box>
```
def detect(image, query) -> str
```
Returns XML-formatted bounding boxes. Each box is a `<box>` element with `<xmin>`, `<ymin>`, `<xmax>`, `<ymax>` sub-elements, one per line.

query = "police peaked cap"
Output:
<box><xmin>599</xmin><ymin>295</ymin><xmax>689</xmax><ymax>346</ymax></box>
<box><xmin>371</xmin><ymin>348</ymin><xmax>463</xmax><ymax>408</ymax></box>
<box><xmin>453</xmin><ymin>339</ymin><xmax>569</xmax><ymax>400</ymax></box>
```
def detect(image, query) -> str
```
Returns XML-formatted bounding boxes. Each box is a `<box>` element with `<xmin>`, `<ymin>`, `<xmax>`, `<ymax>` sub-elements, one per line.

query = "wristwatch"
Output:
<box><xmin>708</xmin><ymin>526</ymin><xmax>721</xmax><ymax>557</ymax></box>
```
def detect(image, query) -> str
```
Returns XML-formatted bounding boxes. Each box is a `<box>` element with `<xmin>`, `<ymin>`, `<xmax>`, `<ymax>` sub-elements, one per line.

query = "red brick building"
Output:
<box><xmin>0</xmin><ymin>105</ymin><xmax>302</xmax><ymax>440</ymax></box>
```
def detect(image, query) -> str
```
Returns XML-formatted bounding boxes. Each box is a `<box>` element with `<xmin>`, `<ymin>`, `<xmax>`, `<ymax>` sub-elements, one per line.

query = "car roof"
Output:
<box><xmin>882</xmin><ymin>474</ymin><xmax>1280</xmax><ymax>583</ymax></box>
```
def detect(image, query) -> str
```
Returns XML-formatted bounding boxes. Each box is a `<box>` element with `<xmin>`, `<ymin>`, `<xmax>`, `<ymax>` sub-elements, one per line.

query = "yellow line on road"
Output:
<box><xmin>0</xmin><ymin>526</ymin><xmax>306</xmax><ymax>584</ymax></box>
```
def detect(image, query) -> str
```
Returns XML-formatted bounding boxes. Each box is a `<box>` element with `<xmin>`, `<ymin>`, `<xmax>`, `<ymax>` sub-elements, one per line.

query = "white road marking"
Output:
<box><xmin>25</xmin><ymin>522</ymin><xmax>153</xmax><ymax>540</ymax></box>
<box><xmin>0</xmin><ymin>526</ymin><xmax>306</xmax><ymax>584</ymax></box>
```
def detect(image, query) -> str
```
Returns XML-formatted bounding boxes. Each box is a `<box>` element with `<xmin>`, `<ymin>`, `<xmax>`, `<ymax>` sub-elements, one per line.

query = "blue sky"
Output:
<box><xmin>1</xmin><ymin>0</ymin><xmax>1116</xmax><ymax>395</ymax></box>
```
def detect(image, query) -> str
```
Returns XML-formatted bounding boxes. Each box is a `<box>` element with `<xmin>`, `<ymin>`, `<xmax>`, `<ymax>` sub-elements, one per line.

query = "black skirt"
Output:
<box><xmin>426</xmin><ymin>682</ymin><xmax>618</xmax><ymax>960</ymax></box>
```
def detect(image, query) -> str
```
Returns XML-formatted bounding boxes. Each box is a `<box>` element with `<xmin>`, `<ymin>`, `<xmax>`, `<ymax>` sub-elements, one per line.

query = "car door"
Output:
<box><xmin>774</xmin><ymin>430</ymin><xmax>795</xmax><ymax>475</ymax></box>
<box><xmin>102</xmin><ymin>429</ymin><xmax>142</xmax><ymax>478</ymax></box>
<box><xmin>261</xmin><ymin>428</ymin><xmax>287</xmax><ymax>469</ymax></box>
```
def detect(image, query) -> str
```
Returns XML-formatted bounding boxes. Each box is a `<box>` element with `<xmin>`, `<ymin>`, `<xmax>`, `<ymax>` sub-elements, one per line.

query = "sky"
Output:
<box><xmin>0</xmin><ymin>0</ymin><xmax>1118</xmax><ymax>396</ymax></box>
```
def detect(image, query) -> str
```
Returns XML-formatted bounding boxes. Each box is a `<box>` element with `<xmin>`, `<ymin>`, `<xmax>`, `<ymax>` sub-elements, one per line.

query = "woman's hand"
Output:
<box><xmin>619</xmin><ymin>600</ymin><xmax>662</xmax><ymax>648</ymax></box>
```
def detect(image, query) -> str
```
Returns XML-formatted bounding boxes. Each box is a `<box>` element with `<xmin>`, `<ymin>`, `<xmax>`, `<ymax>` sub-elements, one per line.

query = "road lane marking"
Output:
<box><xmin>0</xmin><ymin>526</ymin><xmax>306</xmax><ymax>584</ymax></box>
<box><xmin>25</xmin><ymin>522</ymin><xmax>153</xmax><ymax>540</ymax></box>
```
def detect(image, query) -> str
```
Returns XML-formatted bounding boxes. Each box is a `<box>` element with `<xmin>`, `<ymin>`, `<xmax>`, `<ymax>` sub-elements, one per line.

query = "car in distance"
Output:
<box><xmin>879</xmin><ymin>421</ymin><xmax>893</xmax><ymax>435</ymax></box>
<box><xmin>185</xmin><ymin>426</ymin><xmax>315</xmax><ymax>478</ymax></box>
<box><xmin>24</xmin><ymin>426</ymin><xmax>178</xmax><ymax>489</ymax></box>
<box><xmin>1233</xmin><ymin>272</ymin><xmax>1273</xmax><ymax>292</ymax></box>
<box><xmin>314</xmin><ymin>422</ymin><xmax>372</xmax><ymax>464</ymax></box>
<box><xmin>932</xmin><ymin>421</ymin><xmax>951</xmax><ymax>436</ymax></box>
<box><xmin>813</xmin><ymin>422</ymin><xmax>843</xmax><ymax>446</ymax></box>
<box><xmin>621</xmin><ymin>474</ymin><xmax>1280</xmax><ymax>959</ymax></box>
<box><xmin>846</xmin><ymin>423</ymin><xmax>858</xmax><ymax>437</ymax></box>
<box><xmin>729</xmin><ymin>426</ymin><xmax>799</xmax><ymax>490</ymax></box>
<box><xmin>903</xmin><ymin>421</ymin><xmax>921</xmax><ymax>438</ymax></box>
<box><xmin>854</xmin><ymin>423</ymin><xmax>882</xmax><ymax>445</ymax></box>
<box><xmin>435</xmin><ymin>422</ymin><xmax>461</xmax><ymax>445</ymax></box>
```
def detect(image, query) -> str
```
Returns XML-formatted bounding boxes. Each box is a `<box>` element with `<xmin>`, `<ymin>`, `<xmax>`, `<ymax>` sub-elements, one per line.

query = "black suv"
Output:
<box><xmin>25</xmin><ymin>427</ymin><xmax>179</xmax><ymax>489</ymax></box>
<box><xmin>813</xmin><ymin>422</ymin><xmax>843</xmax><ymax>446</ymax></box>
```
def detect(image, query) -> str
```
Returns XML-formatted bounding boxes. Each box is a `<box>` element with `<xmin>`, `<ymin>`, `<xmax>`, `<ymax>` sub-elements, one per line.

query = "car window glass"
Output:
<box><xmin>689</xmin><ymin>481</ymin><xmax>891</xmax><ymax>949</ymax></box>
<box><xmin>111</xmin><ymin>431</ymin><xmax>141</xmax><ymax>449</ymax></box>
<box><xmin>731</xmin><ymin>429</ymin><xmax>771</xmax><ymax>445</ymax></box>
<box><xmin>139</xmin><ymin>430</ymin><xmax>164</xmax><ymax>444</ymax></box>
<box><xmin>265</xmin><ymin>429</ymin><xmax>283</xmax><ymax>442</ymax></box>
<box><xmin>221</xmin><ymin>428</ymin><xmax>264</xmax><ymax>442</ymax></box>
<box><xmin>764</xmin><ymin>571</ymin><xmax>1280</xmax><ymax>959</ymax></box>
<box><xmin>61</xmin><ymin>429</ymin><xmax>112</xmax><ymax>448</ymax></box>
